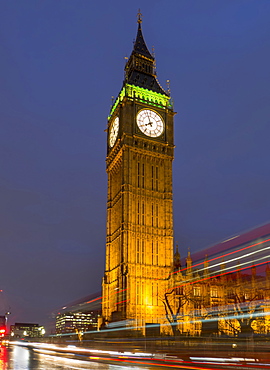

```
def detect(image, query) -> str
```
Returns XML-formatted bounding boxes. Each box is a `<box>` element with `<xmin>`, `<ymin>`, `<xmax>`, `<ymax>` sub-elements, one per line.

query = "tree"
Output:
<box><xmin>160</xmin><ymin>288</ymin><xmax>188</xmax><ymax>336</ymax></box>
<box><xmin>160</xmin><ymin>283</ymin><xmax>216</xmax><ymax>337</ymax></box>
<box><xmin>225</xmin><ymin>291</ymin><xmax>264</xmax><ymax>337</ymax></box>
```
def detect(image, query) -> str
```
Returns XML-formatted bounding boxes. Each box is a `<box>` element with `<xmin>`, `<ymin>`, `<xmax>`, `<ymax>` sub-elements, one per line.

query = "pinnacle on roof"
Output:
<box><xmin>173</xmin><ymin>244</ymin><xmax>181</xmax><ymax>271</ymax></box>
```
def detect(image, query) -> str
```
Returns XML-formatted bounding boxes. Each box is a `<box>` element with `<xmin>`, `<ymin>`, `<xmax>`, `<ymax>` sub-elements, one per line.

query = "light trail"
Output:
<box><xmin>168</xmin><ymin>250</ymin><xmax>270</xmax><ymax>290</ymax></box>
<box><xmin>106</xmin><ymin>256</ymin><xmax>270</xmax><ymax>306</ymax></box>
<box><xmin>85</xmin><ymin>296</ymin><xmax>102</xmax><ymax>304</ymax></box>
<box><xmin>191</xmin><ymin>245</ymin><xmax>270</xmax><ymax>278</ymax></box>
<box><xmin>104</xmin><ymin>237</ymin><xmax>270</xmax><ymax>306</ymax></box>
<box><xmin>166</xmin><ymin>259</ymin><xmax>270</xmax><ymax>293</ymax></box>
<box><xmin>115</xmin><ymin>299</ymin><xmax>128</xmax><ymax>305</ymax></box>
<box><xmin>12</xmin><ymin>341</ymin><xmax>270</xmax><ymax>369</ymax></box>
<box><xmin>163</xmin><ymin>237</ymin><xmax>270</xmax><ymax>280</ymax></box>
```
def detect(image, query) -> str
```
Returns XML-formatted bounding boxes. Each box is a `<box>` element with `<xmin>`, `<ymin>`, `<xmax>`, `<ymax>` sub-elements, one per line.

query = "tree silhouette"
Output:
<box><xmin>160</xmin><ymin>288</ymin><xmax>188</xmax><ymax>336</ymax></box>
<box><xmin>225</xmin><ymin>292</ymin><xmax>264</xmax><ymax>337</ymax></box>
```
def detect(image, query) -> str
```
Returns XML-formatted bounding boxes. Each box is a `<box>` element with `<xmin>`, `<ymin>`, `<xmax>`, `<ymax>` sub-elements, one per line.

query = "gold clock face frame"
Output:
<box><xmin>109</xmin><ymin>116</ymin><xmax>119</xmax><ymax>147</ymax></box>
<box><xmin>136</xmin><ymin>109</ymin><xmax>164</xmax><ymax>138</ymax></box>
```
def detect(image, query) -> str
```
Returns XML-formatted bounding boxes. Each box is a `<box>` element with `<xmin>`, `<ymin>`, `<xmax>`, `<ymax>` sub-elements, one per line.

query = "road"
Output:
<box><xmin>1</xmin><ymin>342</ymin><xmax>270</xmax><ymax>370</ymax></box>
<box><xmin>2</xmin><ymin>344</ymin><xmax>135</xmax><ymax>370</ymax></box>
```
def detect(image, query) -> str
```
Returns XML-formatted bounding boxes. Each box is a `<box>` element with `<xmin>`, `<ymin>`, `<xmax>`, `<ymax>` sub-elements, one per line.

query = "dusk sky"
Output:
<box><xmin>0</xmin><ymin>0</ymin><xmax>270</xmax><ymax>331</ymax></box>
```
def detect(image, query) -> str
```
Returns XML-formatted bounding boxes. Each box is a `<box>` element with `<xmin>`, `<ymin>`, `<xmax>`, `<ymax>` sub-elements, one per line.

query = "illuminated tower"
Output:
<box><xmin>102</xmin><ymin>13</ymin><xmax>175</xmax><ymax>331</ymax></box>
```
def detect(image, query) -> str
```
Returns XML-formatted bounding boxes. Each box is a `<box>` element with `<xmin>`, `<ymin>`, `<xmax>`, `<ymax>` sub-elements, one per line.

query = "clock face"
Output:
<box><xmin>109</xmin><ymin>116</ymin><xmax>119</xmax><ymax>147</ymax></box>
<box><xmin>136</xmin><ymin>109</ymin><xmax>164</xmax><ymax>137</ymax></box>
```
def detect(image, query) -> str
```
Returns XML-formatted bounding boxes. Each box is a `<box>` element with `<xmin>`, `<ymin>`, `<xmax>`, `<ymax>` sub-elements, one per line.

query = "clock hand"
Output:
<box><xmin>145</xmin><ymin>111</ymin><xmax>153</xmax><ymax>127</ymax></box>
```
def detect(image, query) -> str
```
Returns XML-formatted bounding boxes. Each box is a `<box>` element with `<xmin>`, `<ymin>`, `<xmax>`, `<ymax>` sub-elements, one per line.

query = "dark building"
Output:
<box><xmin>55</xmin><ymin>292</ymin><xmax>101</xmax><ymax>335</ymax></box>
<box><xmin>55</xmin><ymin>311</ymin><xmax>99</xmax><ymax>334</ymax></box>
<box><xmin>10</xmin><ymin>323</ymin><xmax>45</xmax><ymax>338</ymax></box>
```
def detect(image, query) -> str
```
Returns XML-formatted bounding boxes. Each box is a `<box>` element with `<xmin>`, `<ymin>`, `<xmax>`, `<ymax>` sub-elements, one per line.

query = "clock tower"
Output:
<box><xmin>102</xmin><ymin>14</ymin><xmax>175</xmax><ymax>332</ymax></box>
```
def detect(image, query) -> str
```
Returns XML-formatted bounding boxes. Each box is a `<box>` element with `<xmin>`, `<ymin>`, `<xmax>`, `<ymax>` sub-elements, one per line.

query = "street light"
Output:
<box><xmin>5</xmin><ymin>311</ymin><xmax>11</xmax><ymax>335</ymax></box>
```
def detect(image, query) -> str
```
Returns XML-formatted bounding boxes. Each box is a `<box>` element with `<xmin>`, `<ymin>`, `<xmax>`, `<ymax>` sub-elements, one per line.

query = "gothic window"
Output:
<box><xmin>155</xmin><ymin>283</ymin><xmax>158</xmax><ymax>306</ymax></box>
<box><xmin>151</xmin><ymin>166</ymin><xmax>159</xmax><ymax>191</ymax></box>
<box><xmin>194</xmin><ymin>321</ymin><xmax>200</xmax><ymax>330</ymax></box>
<box><xmin>156</xmin><ymin>204</ymin><xmax>158</xmax><ymax>227</ymax></box>
<box><xmin>137</xmin><ymin>162</ymin><xmax>145</xmax><ymax>188</ymax></box>
<box><xmin>151</xmin><ymin>240</ymin><xmax>154</xmax><ymax>265</ymax></box>
<box><xmin>136</xmin><ymin>282</ymin><xmax>140</xmax><ymax>304</ymax></box>
<box><xmin>227</xmin><ymin>290</ymin><xmax>234</xmax><ymax>299</ymax></box>
<box><xmin>151</xmin><ymin>203</ymin><xmax>154</xmax><ymax>226</ymax></box>
<box><xmin>142</xmin><ymin>201</ymin><xmax>145</xmax><ymax>225</ymax></box>
<box><xmin>193</xmin><ymin>286</ymin><xmax>201</xmax><ymax>297</ymax></box>
<box><xmin>137</xmin><ymin>202</ymin><xmax>140</xmax><ymax>224</ymax></box>
<box><xmin>142</xmin><ymin>239</ymin><xmax>145</xmax><ymax>264</ymax></box>
<box><xmin>194</xmin><ymin>301</ymin><xmax>201</xmax><ymax>316</ymax></box>
<box><xmin>136</xmin><ymin>240</ymin><xmax>140</xmax><ymax>263</ymax></box>
<box><xmin>142</xmin><ymin>163</ymin><xmax>145</xmax><ymax>188</ymax></box>
<box><xmin>211</xmin><ymin>287</ymin><xmax>218</xmax><ymax>298</ymax></box>
<box><xmin>175</xmin><ymin>286</ymin><xmax>183</xmax><ymax>295</ymax></box>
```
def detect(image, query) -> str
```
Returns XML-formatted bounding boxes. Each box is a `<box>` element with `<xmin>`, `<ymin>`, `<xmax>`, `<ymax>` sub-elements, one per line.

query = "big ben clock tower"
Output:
<box><xmin>102</xmin><ymin>13</ymin><xmax>175</xmax><ymax>332</ymax></box>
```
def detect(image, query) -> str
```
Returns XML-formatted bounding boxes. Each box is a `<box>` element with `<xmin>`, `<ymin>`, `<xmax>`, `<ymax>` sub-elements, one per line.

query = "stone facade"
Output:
<box><xmin>102</xmin><ymin>18</ymin><xmax>175</xmax><ymax>331</ymax></box>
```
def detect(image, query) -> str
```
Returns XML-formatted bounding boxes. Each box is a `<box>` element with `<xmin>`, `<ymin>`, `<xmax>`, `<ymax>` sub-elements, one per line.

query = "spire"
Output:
<box><xmin>137</xmin><ymin>9</ymin><xmax>142</xmax><ymax>24</ymax></box>
<box><xmin>186</xmin><ymin>250</ymin><xmax>192</xmax><ymax>270</ymax></box>
<box><xmin>185</xmin><ymin>250</ymin><xmax>192</xmax><ymax>278</ymax></box>
<box><xmin>124</xmin><ymin>12</ymin><xmax>169</xmax><ymax>96</ymax></box>
<box><xmin>133</xmin><ymin>11</ymin><xmax>154</xmax><ymax>60</ymax></box>
<box><xmin>173</xmin><ymin>244</ymin><xmax>181</xmax><ymax>271</ymax></box>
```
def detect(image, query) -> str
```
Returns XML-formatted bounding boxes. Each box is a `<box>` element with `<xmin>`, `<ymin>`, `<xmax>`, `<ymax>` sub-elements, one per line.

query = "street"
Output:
<box><xmin>1</xmin><ymin>342</ymin><xmax>269</xmax><ymax>370</ymax></box>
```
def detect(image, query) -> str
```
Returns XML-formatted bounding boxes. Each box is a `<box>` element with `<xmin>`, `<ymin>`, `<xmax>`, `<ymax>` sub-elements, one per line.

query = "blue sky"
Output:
<box><xmin>0</xmin><ymin>0</ymin><xmax>270</xmax><ymax>329</ymax></box>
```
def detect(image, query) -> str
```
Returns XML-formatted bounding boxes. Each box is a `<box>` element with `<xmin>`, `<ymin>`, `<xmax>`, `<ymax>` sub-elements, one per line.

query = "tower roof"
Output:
<box><xmin>132</xmin><ymin>21</ymin><xmax>154</xmax><ymax>60</ymax></box>
<box><xmin>124</xmin><ymin>13</ymin><xmax>169</xmax><ymax>96</ymax></box>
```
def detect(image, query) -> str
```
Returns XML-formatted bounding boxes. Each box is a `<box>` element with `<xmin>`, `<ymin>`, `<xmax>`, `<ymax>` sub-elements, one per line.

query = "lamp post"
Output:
<box><xmin>5</xmin><ymin>311</ymin><xmax>11</xmax><ymax>335</ymax></box>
